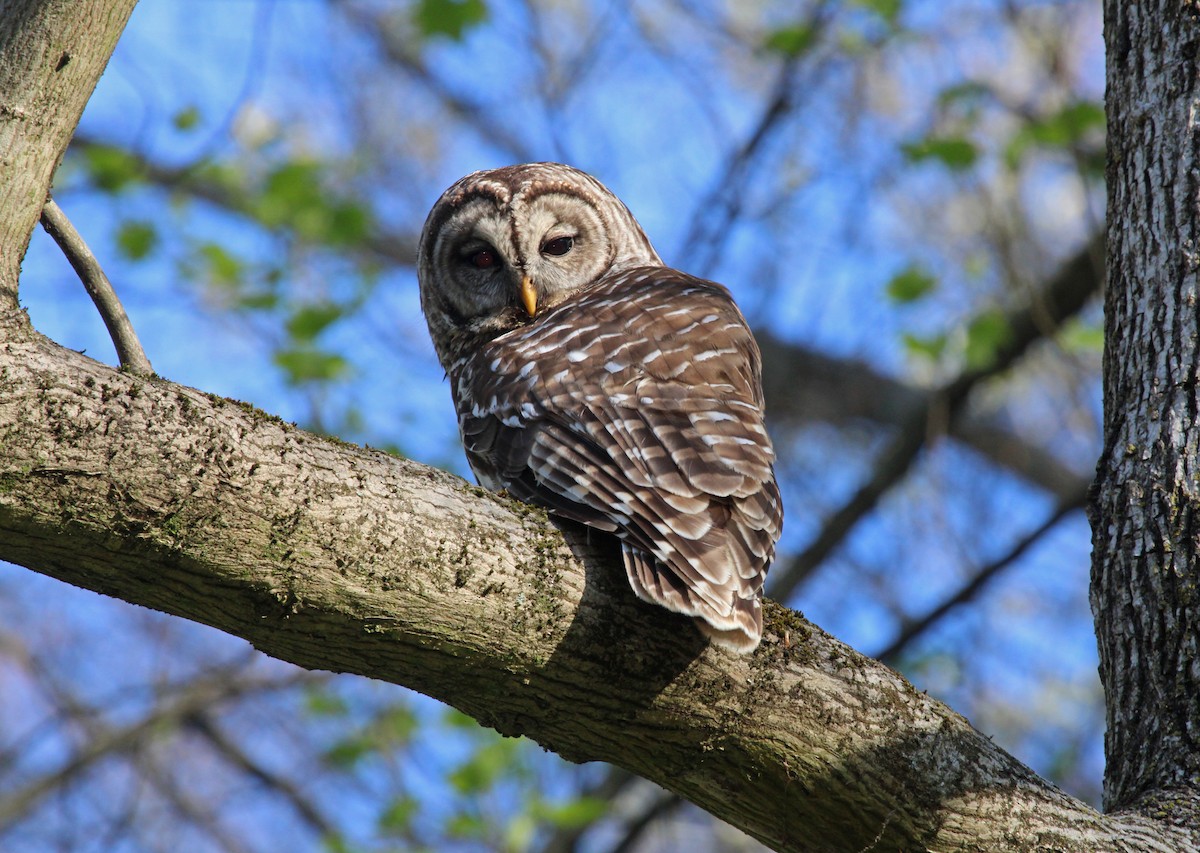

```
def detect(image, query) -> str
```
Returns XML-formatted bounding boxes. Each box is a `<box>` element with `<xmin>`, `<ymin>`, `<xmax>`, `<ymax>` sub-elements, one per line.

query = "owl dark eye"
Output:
<box><xmin>466</xmin><ymin>247</ymin><xmax>499</xmax><ymax>269</ymax></box>
<box><xmin>541</xmin><ymin>235</ymin><xmax>574</xmax><ymax>256</ymax></box>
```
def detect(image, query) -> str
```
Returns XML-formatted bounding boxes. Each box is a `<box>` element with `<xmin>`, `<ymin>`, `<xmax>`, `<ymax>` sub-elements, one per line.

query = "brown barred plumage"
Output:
<box><xmin>418</xmin><ymin>163</ymin><xmax>782</xmax><ymax>652</ymax></box>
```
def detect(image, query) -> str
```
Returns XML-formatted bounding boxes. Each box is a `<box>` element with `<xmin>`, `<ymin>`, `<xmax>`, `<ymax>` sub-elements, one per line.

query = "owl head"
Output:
<box><xmin>417</xmin><ymin>163</ymin><xmax>663</xmax><ymax>368</ymax></box>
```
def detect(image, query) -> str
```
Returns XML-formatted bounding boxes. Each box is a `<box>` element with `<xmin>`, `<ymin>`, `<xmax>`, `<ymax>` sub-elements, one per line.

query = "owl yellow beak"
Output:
<box><xmin>518</xmin><ymin>275</ymin><xmax>538</xmax><ymax>317</ymax></box>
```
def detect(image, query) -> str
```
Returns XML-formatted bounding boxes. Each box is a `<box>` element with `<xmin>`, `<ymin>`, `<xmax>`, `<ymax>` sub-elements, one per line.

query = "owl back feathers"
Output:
<box><xmin>452</xmin><ymin>268</ymin><xmax>782</xmax><ymax>652</ymax></box>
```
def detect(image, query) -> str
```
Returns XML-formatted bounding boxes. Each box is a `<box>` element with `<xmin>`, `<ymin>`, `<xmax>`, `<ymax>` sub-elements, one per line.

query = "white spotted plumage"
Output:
<box><xmin>418</xmin><ymin>162</ymin><xmax>782</xmax><ymax>652</ymax></box>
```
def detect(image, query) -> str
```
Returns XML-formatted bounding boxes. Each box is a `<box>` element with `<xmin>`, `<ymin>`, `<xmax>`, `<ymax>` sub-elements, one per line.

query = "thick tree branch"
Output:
<box><xmin>0</xmin><ymin>329</ymin><xmax>1188</xmax><ymax>852</ymax></box>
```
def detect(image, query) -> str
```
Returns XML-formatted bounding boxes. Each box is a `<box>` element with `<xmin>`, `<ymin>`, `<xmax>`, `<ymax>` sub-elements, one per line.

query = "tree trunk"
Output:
<box><xmin>0</xmin><ymin>0</ymin><xmax>1197</xmax><ymax>850</ymax></box>
<box><xmin>1091</xmin><ymin>0</ymin><xmax>1200</xmax><ymax>822</ymax></box>
<box><xmin>0</xmin><ymin>0</ymin><xmax>136</xmax><ymax>304</ymax></box>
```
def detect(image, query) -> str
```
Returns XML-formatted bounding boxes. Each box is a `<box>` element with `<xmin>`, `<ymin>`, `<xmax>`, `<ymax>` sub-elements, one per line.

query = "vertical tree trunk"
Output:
<box><xmin>0</xmin><ymin>0</ymin><xmax>136</xmax><ymax>307</ymax></box>
<box><xmin>1093</xmin><ymin>0</ymin><xmax>1200</xmax><ymax>819</ymax></box>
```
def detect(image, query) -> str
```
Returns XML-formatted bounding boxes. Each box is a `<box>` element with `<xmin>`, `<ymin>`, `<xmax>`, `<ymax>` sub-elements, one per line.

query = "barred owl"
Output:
<box><xmin>418</xmin><ymin>163</ymin><xmax>782</xmax><ymax>653</ymax></box>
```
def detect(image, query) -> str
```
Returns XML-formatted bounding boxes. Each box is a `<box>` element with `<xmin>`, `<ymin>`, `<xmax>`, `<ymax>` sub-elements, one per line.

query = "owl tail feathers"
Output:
<box><xmin>695</xmin><ymin>607</ymin><xmax>762</xmax><ymax>654</ymax></box>
<box><xmin>621</xmin><ymin>544</ymin><xmax>763</xmax><ymax>654</ymax></box>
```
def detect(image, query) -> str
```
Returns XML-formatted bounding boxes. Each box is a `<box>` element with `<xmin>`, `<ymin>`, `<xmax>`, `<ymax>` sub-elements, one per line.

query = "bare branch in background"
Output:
<box><xmin>0</xmin><ymin>668</ymin><xmax>305</xmax><ymax>828</ymax></box>
<box><xmin>335</xmin><ymin>0</ymin><xmax>537</xmax><ymax>164</ymax></box>
<box><xmin>875</xmin><ymin>490</ymin><xmax>1088</xmax><ymax>665</ymax></box>
<box><xmin>769</xmin><ymin>229</ymin><xmax>1103</xmax><ymax>599</ymax></box>
<box><xmin>183</xmin><ymin>711</ymin><xmax>338</xmax><ymax>838</ymax></box>
<box><xmin>67</xmin><ymin>134</ymin><xmax>421</xmax><ymax>267</ymax></box>
<box><xmin>537</xmin><ymin>769</ymin><xmax>637</xmax><ymax>853</ymax></box>
<box><xmin>606</xmin><ymin>791</ymin><xmax>687</xmax><ymax>853</ymax></box>
<box><xmin>146</xmin><ymin>764</ymin><xmax>259</xmax><ymax>853</ymax></box>
<box><xmin>678</xmin><ymin>3</ymin><xmax>836</xmax><ymax>277</ymax></box>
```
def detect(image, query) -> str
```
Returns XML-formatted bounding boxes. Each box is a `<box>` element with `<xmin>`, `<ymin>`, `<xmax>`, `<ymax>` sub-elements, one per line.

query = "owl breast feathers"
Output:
<box><xmin>418</xmin><ymin>163</ymin><xmax>782</xmax><ymax>653</ymax></box>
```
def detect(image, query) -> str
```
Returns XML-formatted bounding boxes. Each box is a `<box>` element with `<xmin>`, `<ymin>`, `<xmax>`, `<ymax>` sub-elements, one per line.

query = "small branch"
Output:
<box><xmin>678</xmin><ymin>4</ymin><xmax>834</xmax><ymax>277</ymax></box>
<box><xmin>768</xmin><ymin>231</ymin><xmax>1103</xmax><ymax>599</ymax></box>
<box><xmin>536</xmin><ymin>768</ymin><xmax>637</xmax><ymax>853</ymax></box>
<box><xmin>68</xmin><ymin>133</ymin><xmax>421</xmax><ymax>266</ymax></box>
<box><xmin>186</xmin><ymin>712</ymin><xmax>338</xmax><ymax>838</ymax></box>
<box><xmin>607</xmin><ymin>790</ymin><xmax>685</xmax><ymax>853</ymax></box>
<box><xmin>0</xmin><ymin>668</ymin><xmax>293</xmax><ymax>827</ymax></box>
<box><xmin>874</xmin><ymin>492</ymin><xmax>1087</xmax><ymax>665</ymax></box>
<box><xmin>38</xmin><ymin>197</ymin><xmax>153</xmax><ymax>376</ymax></box>
<box><xmin>337</xmin><ymin>1</ymin><xmax>536</xmax><ymax>164</ymax></box>
<box><xmin>144</xmin><ymin>764</ymin><xmax>259</xmax><ymax>853</ymax></box>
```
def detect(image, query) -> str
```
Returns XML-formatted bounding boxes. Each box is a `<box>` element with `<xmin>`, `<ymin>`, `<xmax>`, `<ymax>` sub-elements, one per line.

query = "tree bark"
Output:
<box><xmin>0</xmin><ymin>0</ymin><xmax>136</xmax><ymax>304</ymax></box>
<box><xmin>1092</xmin><ymin>0</ymin><xmax>1200</xmax><ymax>822</ymax></box>
<box><xmin>0</xmin><ymin>0</ymin><xmax>1197</xmax><ymax>851</ymax></box>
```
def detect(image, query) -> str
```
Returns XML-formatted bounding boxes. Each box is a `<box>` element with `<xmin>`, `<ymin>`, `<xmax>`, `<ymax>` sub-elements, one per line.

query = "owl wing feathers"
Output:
<box><xmin>455</xmin><ymin>267</ymin><xmax>781</xmax><ymax>651</ymax></box>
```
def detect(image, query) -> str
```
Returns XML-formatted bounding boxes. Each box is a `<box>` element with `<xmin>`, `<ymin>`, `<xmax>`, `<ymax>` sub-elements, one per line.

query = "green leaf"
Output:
<box><xmin>964</xmin><ymin>310</ymin><xmax>1012</xmax><ymax>369</ymax></box>
<box><xmin>937</xmin><ymin>81</ymin><xmax>990</xmax><ymax>107</ymax></box>
<box><xmin>447</xmin><ymin>757</ymin><xmax>497</xmax><ymax>796</ymax></box>
<box><xmin>447</xmin><ymin>740</ymin><xmax>515</xmax><ymax>795</ymax></box>
<box><xmin>286</xmin><ymin>303</ymin><xmax>344</xmax><ymax>342</ymax></box>
<box><xmin>378</xmin><ymin>796</ymin><xmax>418</xmax><ymax>836</ymax></box>
<box><xmin>534</xmin><ymin>796</ymin><xmax>609</xmax><ymax>828</ymax></box>
<box><xmin>253</xmin><ymin>161</ymin><xmax>371</xmax><ymax>245</ymax></box>
<box><xmin>273</xmin><ymin>347</ymin><xmax>350</xmax><ymax>385</ymax></box>
<box><xmin>1033</xmin><ymin>101</ymin><xmax>1106</xmax><ymax>145</ymax></box>
<box><xmin>445</xmin><ymin>811</ymin><xmax>487</xmax><ymax>839</ymax></box>
<box><xmin>322</xmin><ymin>734</ymin><xmax>373</xmax><ymax>769</ymax></box>
<box><xmin>320</xmin><ymin>834</ymin><xmax>356</xmax><ymax>853</ymax></box>
<box><xmin>257</xmin><ymin>161</ymin><xmax>323</xmax><ymax>228</ymax></box>
<box><xmin>1004</xmin><ymin>100</ymin><xmax>1105</xmax><ymax>169</ymax></box>
<box><xmin>237</xmin><ymin>291</ymin><xmax>280</xmax><ymax>311</ymax></box>
<box><xmin>115</xmin><ymin>220</ymin><xmax>158</xmax><ymax>260</ymax></box>
<box><xmin>900</xmin><ymin>136</ymin><xmax>978</xmax><ymax>171</ymax></box>
<box><xmin>172</xmin><ymin>105</ymin><xmax>202</xmax><ymax>131</ymax></box>
<box><xmin>504</xmin><ymin>814</ymin><xmax>537</xmax><ymax>852</ymax></box>
<box><xmin>83</xmin><ymin>144</ymin><xmax>141</xmax><ymax>193</ymax></box>
<box><xmin>414</xmin><ymin>0</ymin><xmax>487</xmax><ymax>40</ymax></box>
<box><xmin>764</xmin><ymin>24</ymin><xmax>817</xmax><ymax>56</ymax></box>
<box><xmin>325</xmin><ymin>202</ymin><xmax>370</xmax><ymax>246</ymax></box>
<box><xmin>1059</xmin><ymin>319</ymin><xmax>1105</xmax><ymax>353</ymax></box>
<box><xmin>303</xmin><ymin>686</ymin><xmax>349</xmax><ymax>717</ymax></box>
<box><xmin>197</xmin><ymin>242</ymin><xmax>244</xmax><ymax>288</ymax></box>
<box><xmin>902</xmin><ymin>332</ymin><xmax>946</xmax><ymax>362</ymax></box>
<box><xmin>374</xmin><ymin>705</ymin><xmax>418</xmax><ymax>745</ymax></box>
<box><xmin>886</xmin><ymin>265</ymin><xmax>937</xmax><ymax>303</ymax></box>
<box><xmin>852</xmin><ymin>0</ymin><xmax>902</xmax><ymax>25</ymax></box>
<box><xmin>443</xmin><ymin>708</ymin><xmax>482</xmax><ymax>730</ymax></box>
